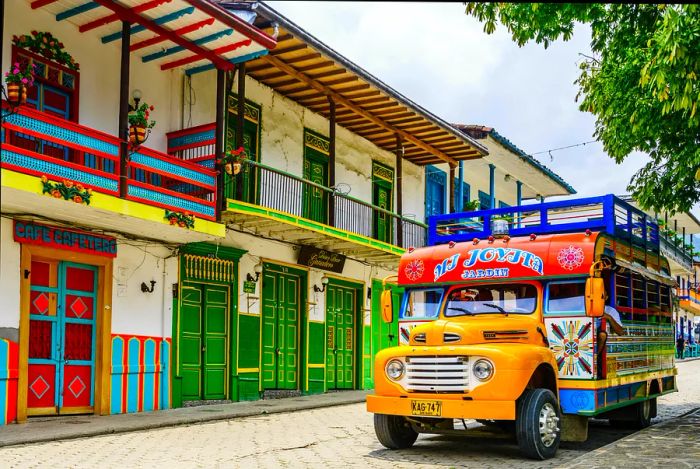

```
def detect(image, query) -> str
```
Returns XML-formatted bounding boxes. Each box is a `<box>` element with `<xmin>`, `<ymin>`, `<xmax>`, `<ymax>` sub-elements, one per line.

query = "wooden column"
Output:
<box><xmin>118</xmin><ymin>21</ymin><xmax>131</xmax><ymax>198</ymax></box>
<box><xmin>328</xmin><ymin>96</ymin><xmax>336</xmax><ymax>226</ymax></box>
<box><xmin>235</xmin><ymin>62</ymin><xmax>246</xmax><ymax>201</ymax></box>
<box><xmin>215</xmin><ymin>67</ymin><xmax>226</xmax><ymax>220</ymax></box>
<box><xmin>395</xmin><ymin>134</ymin><xmax>403</xmax><ymax>247</ymax></box>
<box><xmin>448</xmin><ymin>165</ymin><xmax>456</xmax><ymax>213</ymax></box>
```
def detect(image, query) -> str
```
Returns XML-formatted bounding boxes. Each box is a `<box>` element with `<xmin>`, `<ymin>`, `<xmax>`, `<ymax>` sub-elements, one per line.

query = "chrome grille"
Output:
<box><xmin>405</xmin><ymin>356</ymin><xmax>469</xmax><ymax>392</ymax></box>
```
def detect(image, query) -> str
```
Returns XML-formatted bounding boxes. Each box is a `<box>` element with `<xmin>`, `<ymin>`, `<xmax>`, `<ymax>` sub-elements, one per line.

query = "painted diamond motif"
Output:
<box><xmin>67</xmin><ymin>376</ymin><xmax>87</xmax><ymax>399</ymax></box>
<box><xmin>70</xmin><ymin>297</ymin><xmax>88</xmax><ymax>318</ymax></box>
<box><xmin>32</xmin><ymin>292</ymin><xmax>49</xmax><ymax>315</ymax></box>
<box><xmin>30</xmin><ymin>375</ymin><xmax>50</xmax><ymax>399</ymax></box>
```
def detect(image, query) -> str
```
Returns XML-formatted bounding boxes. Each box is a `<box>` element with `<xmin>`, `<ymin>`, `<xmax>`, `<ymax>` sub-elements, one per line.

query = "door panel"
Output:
<box><xmin>203</xmin><ymin>285</ymin><xmax>228</xmax><ymax>400</ymax></box>
<box><xmin>225</xmin><ymin>113</ymin><xmax>258</xmax><ymax>203</ymax></box>
<box><xmin>179</xmin><ymin>286</ymin><xmax>203</xmax><ymax>401</ymax></box>
<box><xmin>27</xmin><ymin>260</ymin><xmax>97</xmax><ymax>415</ymax></box>
<box><xmin>373</xmin><ymin>184</ymin><xmax>393</xmax><ymax>244</ymax></box>
<box><xmin>262</xmin><ymin>269</ymin><xmax>301</xmax><ymax>390</ymax></box>
<box><xmin>303</xmin><ymin>149</ymin><xmax>329</xmax><ymax>224</ymax></box>
<box><xmin>326</xmin><ymin>285</ymin><xmax>356</xmax><ymax>390</ymax></box>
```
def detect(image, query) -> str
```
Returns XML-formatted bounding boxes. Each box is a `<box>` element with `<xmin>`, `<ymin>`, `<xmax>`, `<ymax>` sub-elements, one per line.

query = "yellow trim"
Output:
<box><xmin>58</xmin><ymin>406</ymin><xmax>95</xmax><ymax>415</ymax></box>
<box><xmin>237</xmin><ymin>368</ymin><xmax>259</xmax><ymax>373</ymax></box>
<box><xmin>27</xmin><ymin>407</ymin><xmax>58</xmax><ymax>416</ymax></box>
<box><xmin>227</xmin><ymin>199</ymin><xmax>404</xmax><ymax>256</ymax></box>
<box><xmin>261</xmin><ymin>256</ymin><xmax>310</xmax><ymax>272</ymax></box>
<box><xmin>307</xmin><ymin>364</ymin><xmax>325</xmax><ymax>369</ymax></box>
<box><xmin>238</xmin><ymin>311</ymin><xmax>260</xmax><ymax>317</ymax></box>
<box><xmin>559</xmin><ymin>369</ymin><xmax>676</xmax><ymax>390</ymax></box>
<box><xmin>2</xmin><ymin>169</ymin><xmax>225</xmax><ymax>237</ymax></box>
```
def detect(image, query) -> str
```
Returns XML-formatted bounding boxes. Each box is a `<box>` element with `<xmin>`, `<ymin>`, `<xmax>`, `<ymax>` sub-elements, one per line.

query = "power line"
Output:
<box><xmin>530</xmin><ymin>140</ymin><xmax>598</xmax><ymax>161</ymax></box>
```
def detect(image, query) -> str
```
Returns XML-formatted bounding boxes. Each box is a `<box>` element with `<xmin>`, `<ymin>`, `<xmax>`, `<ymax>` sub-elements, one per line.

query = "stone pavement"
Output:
<box><xmin>562</xmin><ymin>407</ymin><xmax>700</xmax><ymax>469</ymax></box>
<box><xmin>0</xmin><ymin>389</ymin><xmax>369</xmax><ymax>448</ymax></box>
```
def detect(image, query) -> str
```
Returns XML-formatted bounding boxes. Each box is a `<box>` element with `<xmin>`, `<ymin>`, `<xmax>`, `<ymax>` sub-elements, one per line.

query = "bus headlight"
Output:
<box><xmin>473</xmin><ymin>359</ymin><xmax>494</xmax><ymax>381</ymax></box>
<box><xmin>386</xmin><ymin>359</ymin><xmax>405</xmax><ymax>381</ymax></box>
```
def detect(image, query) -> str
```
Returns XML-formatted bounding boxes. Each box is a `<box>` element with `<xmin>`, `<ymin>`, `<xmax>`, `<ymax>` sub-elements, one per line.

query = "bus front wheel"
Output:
<box><xmin>374</xmin><ymin>414</ymin><xmax>418</xmax><ymax>449</ymax></box>
<box><xmin>516</xmin><ymin>388</ymin><xmax>561</xmax><ymax>460</ymax></box>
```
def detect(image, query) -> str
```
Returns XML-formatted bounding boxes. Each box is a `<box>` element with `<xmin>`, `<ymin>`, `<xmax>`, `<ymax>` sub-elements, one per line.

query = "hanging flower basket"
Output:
<box><xmin>217</xmin><ymin>146</ymin><xmax>247</xmax><ymax>175</ymax></box>
<box><xmin>4</xmin><ymin>61</ymin><xmax>35</xmax><ymax>105</ymax></box>
<box><xmin>127</xmin><ymin>101</ymin><xmax>156</xmax><ymax>146</ymax></box>
<box><xmin>129</xmin><ymin>125</ymin><xmax>147</xmax><ymax>145</ymax></box>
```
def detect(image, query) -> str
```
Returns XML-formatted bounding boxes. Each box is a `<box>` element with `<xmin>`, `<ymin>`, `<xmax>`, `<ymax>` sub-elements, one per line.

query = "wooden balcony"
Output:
<box><xmin>1</xmin><ymin>106</ymin><xmax>218</xmax><ymax>225</ymax></box>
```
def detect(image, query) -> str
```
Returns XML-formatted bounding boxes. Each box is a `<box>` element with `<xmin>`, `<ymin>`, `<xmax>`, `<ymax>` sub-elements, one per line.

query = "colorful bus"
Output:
<box><xmin>367</xmin><ymin>195</ymin><xmax>677</xmax><ymax>459</ymax></box>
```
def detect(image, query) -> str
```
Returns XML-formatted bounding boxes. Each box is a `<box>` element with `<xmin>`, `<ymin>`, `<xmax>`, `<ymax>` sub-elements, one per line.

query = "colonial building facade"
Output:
<box><xmin>0</xmin><ymin>0</ymin><xmax>575</xmax><ymax>424</ymax></box>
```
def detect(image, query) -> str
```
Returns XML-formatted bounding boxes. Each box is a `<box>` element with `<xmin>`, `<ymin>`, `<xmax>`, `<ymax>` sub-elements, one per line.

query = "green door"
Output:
<box><xmin>373</xmin><ymin>184</ymin><xmax>393</xmax><ymax>243</ymax></box>
<box><xmin>303</xmin><ymin>149</ymin><xmax>329</xmax><ymax>224</ymax></box>
<box><xmin>225</xmin><ymin>107</ymin><xmax>259</xmax><ymax>203</ymax></box>
<box><xmin>326</xmin><ymin>284</ymin><xmax>356</xmax><ymax>390</ymax></box>
<box><xmin>262</xmin><ymin>269</ymin><xmax>300</xmax><ymax>390</ymax></box>
<box><xmin>179</xmin><ymin>283</ymin><xmax>229</xmax><ymax>401</ymax></box>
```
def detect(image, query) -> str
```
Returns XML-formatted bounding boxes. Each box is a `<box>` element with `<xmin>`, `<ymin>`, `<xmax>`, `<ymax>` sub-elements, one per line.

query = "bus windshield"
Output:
<box><xmin>402</xmin><ymin>288</ymin><xmax>444</xmax><ymax>320</ymax></box>
<box><xmin>444</xmin><ymin>284</ymin><xmax>538</xmax><ymax>317</ymax></box>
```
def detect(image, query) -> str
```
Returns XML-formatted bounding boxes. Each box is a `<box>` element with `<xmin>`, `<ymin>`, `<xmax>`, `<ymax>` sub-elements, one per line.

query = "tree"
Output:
<box><xmin>465</xmin><ymin>3</ymin><xmax>700</xmax><ymax>214</ymax></box>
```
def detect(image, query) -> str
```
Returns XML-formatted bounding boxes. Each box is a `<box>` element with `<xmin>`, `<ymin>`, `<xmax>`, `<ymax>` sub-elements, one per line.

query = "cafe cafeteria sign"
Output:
<box><xmin>297</xmin><ymin>246</ymin><xmax>346</xmax><ymax>273</ymax></box>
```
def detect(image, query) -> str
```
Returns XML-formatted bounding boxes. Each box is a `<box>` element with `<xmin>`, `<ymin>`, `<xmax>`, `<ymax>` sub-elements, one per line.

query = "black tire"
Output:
<box><xmin>610</xmin><ymin>399</ymin><xmax>654</xmax><ymax>429</ymax></box>
<box><xmin>374</xmin><ymin>414</ymin><xmax>418</xmax><ymax>449</ymax></box>
<box><xmin>516</xmin><ymin>388</ymin><xmax>561</xmax><ymax>460</ymax></box>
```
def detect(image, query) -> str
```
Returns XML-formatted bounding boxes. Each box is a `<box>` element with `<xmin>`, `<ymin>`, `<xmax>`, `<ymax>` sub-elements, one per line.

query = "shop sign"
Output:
<box><xmin>297</xmin><ymin>246</ymin><xmax>346</xmax><ymax>273</ymax></box>
<box><xmin>243</xmin><ymin>281</ymin><xmax>257</xmax><ymax>294</ymax></box>
<box><xmin>13</xmin><ymin>220</ymin><xmax>117</xmax><ymax>257</ymax></box>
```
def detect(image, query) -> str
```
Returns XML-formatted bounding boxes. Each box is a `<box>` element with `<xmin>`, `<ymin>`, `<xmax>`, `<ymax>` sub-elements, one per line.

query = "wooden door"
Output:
<box><xmin>225</xmin><ymin>115</ymin><xmax>258</xmax><ymax>203</ymax></box>
<box><xmin>373</xmin><ymin>184</ymin><xmax>393</xmax><ymax>244</ymax></box>
<box><xmin>326</xmin><ymin>285</ymin><xmax>355</xmax><ymax>390</ymax></box>
<box><xmin>303</xmin><ymin>150</ymin><xmax>328</xmax><ymax>224</ymax></box>
<box><xmin>27</xmin><ymin>260</ymin><xmax>97</xmax><ymax>415</ymax></box>
<box><xmin>179</xmin><ymin>283</ymin><xmax>229</xmax><ymax>401</ymax></box>
<box><xmin>262</xmin><ymin>270</ymin><xmax>300</xmax><ymax>390</ymax></box>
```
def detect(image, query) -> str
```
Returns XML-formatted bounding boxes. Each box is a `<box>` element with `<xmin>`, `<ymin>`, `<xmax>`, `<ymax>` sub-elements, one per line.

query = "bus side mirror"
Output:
<box><xmin>381</xmin><ymin>290</ymin><xmax>393</xmax><ymax>323</ymax></box>
<box><xmin>585</xmin><ymin>277</ymin><xmax>605</xmax><ymax>318</ymax></box>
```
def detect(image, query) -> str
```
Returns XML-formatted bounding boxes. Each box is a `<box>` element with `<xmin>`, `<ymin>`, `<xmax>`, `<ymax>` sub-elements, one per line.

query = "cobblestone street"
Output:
<box><xmin>1</xmin><ymin>360</ymin><xmax>698</xmax><ymax>469</ymax></box>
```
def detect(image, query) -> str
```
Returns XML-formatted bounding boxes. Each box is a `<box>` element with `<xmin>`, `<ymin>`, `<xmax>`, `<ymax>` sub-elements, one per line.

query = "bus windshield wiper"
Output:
<box><xmin>446</xmin><ymin>307</ymin><xmax>475</xmax><ymax>316</ymax></box>
<box><xmin>482</xmin><ymin>303</ymin><xmax>508</xmax><ymax>316</ymax></box>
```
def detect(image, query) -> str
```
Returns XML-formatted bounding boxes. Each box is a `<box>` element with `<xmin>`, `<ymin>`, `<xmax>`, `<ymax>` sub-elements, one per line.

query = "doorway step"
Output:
<box><xmin>262</xmin><ymin>390</ymin><xmax>302</xmax><ymax>400</ymax></box>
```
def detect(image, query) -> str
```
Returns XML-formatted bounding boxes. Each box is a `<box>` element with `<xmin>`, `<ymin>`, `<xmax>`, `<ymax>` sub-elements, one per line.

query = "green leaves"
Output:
<box><xmin>465</xmin><ymin>3</ymin><xmax>700</xmax><ymax>214</ymax></box>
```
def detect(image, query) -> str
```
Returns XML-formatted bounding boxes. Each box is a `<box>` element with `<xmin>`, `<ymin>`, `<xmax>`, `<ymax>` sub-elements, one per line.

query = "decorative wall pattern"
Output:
<box><xmin>545</xmin><ymin>317</ymin><xmax>595</xmax><ymax>380</ymax></box>
<box><xmin>110</xmin><ymin>335</ymin><xmax>170</xmax><ymax>415</ymax></box>
<box><xmin>0</xmin><ymin>339</ymin><xmax>19</xmax><ymax>425</ymax></box>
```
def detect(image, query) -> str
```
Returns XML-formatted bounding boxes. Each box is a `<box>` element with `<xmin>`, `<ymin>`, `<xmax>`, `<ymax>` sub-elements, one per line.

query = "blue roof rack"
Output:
<box><xmin>427</xmin><ymin>194</ymin><xmax>660</xmax><ymax>251</ymax></box>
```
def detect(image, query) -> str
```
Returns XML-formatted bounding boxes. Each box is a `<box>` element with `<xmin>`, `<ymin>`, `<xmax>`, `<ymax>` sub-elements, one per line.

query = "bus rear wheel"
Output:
<box><xmin>374</xmin><ymin>414</ymin><xmax>418</xmax><ymax>449</ymax></box>
<box><xmin>516</xmin><ymin>388</ymin><xmax>561</xmax><ymax>460</ymax></box>
<box><xmin>610</xmin><ymin>398</ymin><xmax>654</xmax><ymax>429</ymax></box>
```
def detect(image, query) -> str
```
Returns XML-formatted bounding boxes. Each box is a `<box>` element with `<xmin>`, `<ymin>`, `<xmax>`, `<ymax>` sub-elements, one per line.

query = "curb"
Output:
<box><xmin>0</xmin><ymin>391</ymin><xmax>370</xmax><ymax>448</ymax></box>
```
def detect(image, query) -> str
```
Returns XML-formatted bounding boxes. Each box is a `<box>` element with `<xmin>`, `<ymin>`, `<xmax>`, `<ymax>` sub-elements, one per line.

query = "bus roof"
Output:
<box><xmin>398</xmin><ymin>232</ymin><xmax>600</xmax><ymax>286</ymax></box>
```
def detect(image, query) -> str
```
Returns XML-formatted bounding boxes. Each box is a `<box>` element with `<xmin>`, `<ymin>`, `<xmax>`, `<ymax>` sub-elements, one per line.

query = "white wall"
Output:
<box><xmin>0</xmin><ymin>218</ymin><xmax>21</xmax><ymax>329</ymax></box>
<box><xmin>111</xmin><ymin>242</ymin><xmax>176</xmax><ymax>338</ymax></box>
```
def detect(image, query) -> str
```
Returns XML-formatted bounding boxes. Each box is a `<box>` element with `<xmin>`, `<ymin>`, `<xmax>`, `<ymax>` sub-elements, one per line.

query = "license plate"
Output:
<box><xmin>410</xmin><ymin>400</ymin><xmax>442</xmax><ymax>417</ymax></box>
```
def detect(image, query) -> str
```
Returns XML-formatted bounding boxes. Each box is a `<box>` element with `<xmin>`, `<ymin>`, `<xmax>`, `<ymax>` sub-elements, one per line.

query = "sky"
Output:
<box><xmin>266</xmin><ymin>1</ymin><xmax>699</xmax><ymax>220</ymax></box>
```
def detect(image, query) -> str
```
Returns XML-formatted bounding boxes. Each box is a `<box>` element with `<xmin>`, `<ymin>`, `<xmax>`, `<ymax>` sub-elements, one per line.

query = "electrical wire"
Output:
<box><xmin>530</xmin><ymin>140</ymin><xmax>597</xmax><ymax>161</ymax></box>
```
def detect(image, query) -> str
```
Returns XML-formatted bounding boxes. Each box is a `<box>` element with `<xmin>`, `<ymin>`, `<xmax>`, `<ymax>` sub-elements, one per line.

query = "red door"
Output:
<box><xmin>27</xmin><ymin>260</ymin><xmax>98</xmax><ymax>415</ymax></box>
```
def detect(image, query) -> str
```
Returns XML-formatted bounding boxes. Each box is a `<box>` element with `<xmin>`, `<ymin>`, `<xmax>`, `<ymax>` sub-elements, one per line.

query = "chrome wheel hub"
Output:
<box><xmin>539</xmin><ymin>403</ymin><xmax>560</xmax><ymax>447</ymax></box>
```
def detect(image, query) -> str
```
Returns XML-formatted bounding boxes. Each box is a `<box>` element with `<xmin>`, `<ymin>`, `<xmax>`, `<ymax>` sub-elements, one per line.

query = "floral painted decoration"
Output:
<box><xmin>4</xmin><ymin>61</ymin><xmax>36</xmax><ymax>87</ymax></box>
<box><xmin>12</xmin><ymin>31</ymin><xmax>79</xmax><ymax>70</ymax></box>
<box><xmin>41</xmin><ymin>176</ymin><xmax>92</xmax><ymax>205</ymax></box>
<box><xmin>165</xmin><ymin>210</ymin><xmax>195</xmax><ymax>229</ymax></box>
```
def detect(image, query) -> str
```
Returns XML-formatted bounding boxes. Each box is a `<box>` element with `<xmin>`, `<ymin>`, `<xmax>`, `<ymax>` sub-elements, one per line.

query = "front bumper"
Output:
<box><xmin>366</xmin><ymin>394</ymin><xmax>516</xmax><ymax>420</ymax></box>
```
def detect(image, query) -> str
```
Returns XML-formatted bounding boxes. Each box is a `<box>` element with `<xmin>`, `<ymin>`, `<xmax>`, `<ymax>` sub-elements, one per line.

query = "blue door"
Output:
<box><xmin>425</xmin><ymin>165</ymin><xmax>446</xmax><ymax>220</ymax></box>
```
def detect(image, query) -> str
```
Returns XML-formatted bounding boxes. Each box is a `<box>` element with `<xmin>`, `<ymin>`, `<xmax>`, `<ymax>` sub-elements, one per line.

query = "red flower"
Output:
<box><xmin>149</xmin><ymin>105</ymin><xmax>154</xmax><ymax>111</ymax></box>
<box><xmin>58</xmin><ymin>42</ymin><xmax>64</xmax><ymax>48</ymax></box>
<box><xmin>31</xmin><ymin>31</ymin><xmax>38</xmax><ymax>36</ymax></box>
<box><xmin>178</xmin><ymin>221</ymin><xmax>186</xmax><ymax>227</ymax></box>
<box><xmin>169</xmin><ymin>217</ymin><xmax>177</xmax><ymax>225</ymax></box>
<box><xmin>73</xmin><ymin>195</ymin><xmax>83</xmax><ymax>204</ymax></box>
<box><xmin>51</xmin><ymin>190</ymin><xmax>61</xmax><ymax>198</ymax></box>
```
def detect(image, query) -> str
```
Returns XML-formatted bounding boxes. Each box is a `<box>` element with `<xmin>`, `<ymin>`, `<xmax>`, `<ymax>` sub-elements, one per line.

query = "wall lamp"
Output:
<box><xmin>314</xmin><ymin>275</ymin><xmax>329</xmax><ymax>293</ymax></box>
<box><xmin>141</xmin><ymin>280</ymin><xmax>156</xmax><ymax>293</ymax></box>
<box><xmin>247</xmin><ymin>263</ymin><xmax>263</xmax><ymax>283</ymax></box>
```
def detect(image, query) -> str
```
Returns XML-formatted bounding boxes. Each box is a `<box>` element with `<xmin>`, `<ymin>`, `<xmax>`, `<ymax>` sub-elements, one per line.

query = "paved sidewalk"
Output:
<box><xmin>562</xmin><ymin>407</ymin><xmax>700</xmax><ymax>469</ymax></box>
<box><xmin>0</xmin><ymin>390</ymin><xmax>369</xmax><ymax>448</ymax></box>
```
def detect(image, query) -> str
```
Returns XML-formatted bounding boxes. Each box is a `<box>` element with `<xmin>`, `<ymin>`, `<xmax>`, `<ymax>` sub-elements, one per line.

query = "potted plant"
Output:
<box><xmin>4</xmin><ymin>62</ymin><xmax>35</xmax><ymax>105</ymax></box>
<box><xmin>463</xmin><ymin>200</ymin><xmax>481</xmax><ymax>212</ymax></box>
<box><xmin>128</xmin><ymin>101</ymin><xmax>156</xmax><ymax>145</ymax></box>
<box><xmin>217</xmin><ymin>146</ymin><xmax>247</xmax><ymax>175</ymax></box>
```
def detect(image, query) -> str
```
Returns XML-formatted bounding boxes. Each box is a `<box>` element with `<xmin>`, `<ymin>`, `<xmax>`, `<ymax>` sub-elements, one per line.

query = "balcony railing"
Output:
<box><xmin>226</xmin><ymin>159</ymin><xmax>426</xmax><ymax>250</ymax></box>
<box><xmin>1</xmin><ymin>105</ymin><xmax>217</xmax><ymax>221</ymax></box>
<box><xmin>660</xmin><ymin>231</ymin><xmax>694</xmax><ymax>271</ymax></box>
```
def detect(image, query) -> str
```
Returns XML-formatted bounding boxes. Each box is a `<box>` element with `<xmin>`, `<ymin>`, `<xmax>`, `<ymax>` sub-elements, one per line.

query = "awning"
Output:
<box><xmin>26</xmin><ymin>0</ymin><xmax>277</xmax><ymax>73</ymax></box>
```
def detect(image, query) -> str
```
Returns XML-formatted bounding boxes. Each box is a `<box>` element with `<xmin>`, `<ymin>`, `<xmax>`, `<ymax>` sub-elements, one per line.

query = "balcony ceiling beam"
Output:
<box><xmin>131</xmin><ymin>17</ymin><xmax>214</xmax><ymax>52</ymax></box>
<box><xmin>79</xmin><ymin>0</ymin><xmax>170</xmax><ymax>32</ymax></box>
<box><xmin>160</xmin><ymin>38</ymin><xmax>251</xmax><ymax>70</ymax></box>
<box><xmin>261</xmin><ymin>54</ymin><xmax>457</xmax><ymax>166</ymax></box>
<box><xmin>93</xmin><ymin>0</ymin><xmax>234</xmax><ymax>70</ymax></box>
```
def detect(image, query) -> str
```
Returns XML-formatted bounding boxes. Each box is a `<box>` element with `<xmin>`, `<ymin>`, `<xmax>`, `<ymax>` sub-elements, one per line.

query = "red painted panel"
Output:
<box><xmin>62</xmin><ymin>365</ymin><xmax>91</xmax><ymax>408</ymax></box>
<box><xmin>27</xmin><ymin>364</ymin><xmax>56</xmax><ymax>408</ymax></box>
<box><xmin>65</xmin><ymin>266</ymin><xmax>95</xmax><ymax>292</ymax></box>
<box><xmin>64</xmin><ymin>323</ymin><xmax>92</xmax><ymax>361</ymax></box>
<box><xmin>29</xmin><ymin>291</ymin><xmax>51</xmax><ymax>315</ymax></box>
<box><xmin>30</xmin><ymin>261</ymin><xmax>51</xmax><ymax>287</ymax></box>
<box><xmin>28</xmin><ymin>320</ymin><xmax>53</xmax><ymax>359</ymax></box>
<box><xmin>64</xmin><ymin>295</ymin><xmax>94</xmax><ymax>319</ymax></box>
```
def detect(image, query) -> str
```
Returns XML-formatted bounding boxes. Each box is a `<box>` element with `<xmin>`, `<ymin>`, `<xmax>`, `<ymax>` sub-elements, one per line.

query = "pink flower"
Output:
<box><xmin>12</xmin><ymin>68</ymin><xmax>19</xmax><ymax>74</ymax></box>
<box><xmin>21</xmin><ymin>78</ymin><xmax>28</xmax><ymax>84</ymax></box>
